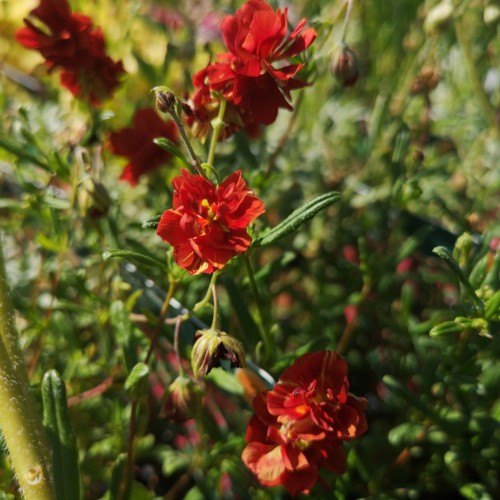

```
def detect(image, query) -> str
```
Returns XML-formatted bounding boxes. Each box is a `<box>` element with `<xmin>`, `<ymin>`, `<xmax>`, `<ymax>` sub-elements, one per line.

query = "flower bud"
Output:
<box><xmin>77</xmin><ymin>177</ymin><xmax>111</xmax><ymax>218</ymax></box>
<box><xmin>331</xmin><ymin>45</ymin><xmax>360</xmax><ymax>88</ymax></box>
<box><xmin>165</xmin><ymin>375</ymin><xmax>202</xmax><ymax>420</ymax></box>
<box><xmin>410</xmin><ymin>67</ymin><xmax>440</xmax><ymax>95</ymax></box>
<box><xmin>155</xmin><ymin>89</ymin><xmax>177</xmax><ymax>114</ymax></box>
<box><xmin>191</xmin><ymin>328</ymin><xmax>245</xmax><ymax>379</ymax></box>
<box><xmin>453</xmin><ymin>232</ymin><xmax>474</xmax><ymax>268</ymax></box>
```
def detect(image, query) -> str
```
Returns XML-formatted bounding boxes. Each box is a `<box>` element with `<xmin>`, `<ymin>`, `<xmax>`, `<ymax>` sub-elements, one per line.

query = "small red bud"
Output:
<box><xmin>332</xmin><ymin>45</ymin><xmax>360</xmax><ymax>88</ymax></box>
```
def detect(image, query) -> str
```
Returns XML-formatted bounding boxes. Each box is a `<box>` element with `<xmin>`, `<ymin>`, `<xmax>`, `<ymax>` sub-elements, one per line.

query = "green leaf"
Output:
<box><xmin>124</xmin><ymin>362</ymin><xmax>150</xmax><ymax>399</ymax></box>
<box><xmin>253</xmin><ymin>191</ymin><xmax>341</xmax><ymax>247</ymax></box>
<box><xmin>103</xmin><ymin>249</ymin><xmax>166</xmax><ymax>270</ymax></box>
<box><xmin>383</xmin><ymin>375</ymin><xmax>430</xmax><ymax>414</ymax></box>
<box><xmin>222</xmin><ymin>276</ymin><xmax>261</xmax><ymax>351</ymax></box>
<box><xmin>160</xmin><ymin>448</ymin><xmax>190</xmax><ymax>477</ymax></box>
<box><xmin>0</xmin><ymin>134</ymin><xmax>50</xmax><ymax>170</ymax></box>
<box><xmin>459</xmin><ymin>483</ymin><xmax>492</xmax><ymax>500</ymax></box>
<box><xmin>388</xmin><ymin>422</ymin><xmax>423</xmax><ymax>446</ymax></box>
<box><xmin>109</xmin><ymin>300</ymin><xmax>140</xmax><ymax>371</ymax></box>
<box><xmin>42</xmin><ymin>370</ymin><xmax>82</xmax><ymax>500</ymax></box>
<box><xmin>429</xmin><ymin>320</ymin><xmax>463</xmax><ymax>337</ymax></box>
<box><xmin>132</xmin><ymin>49</ymin><xmax>158</xmax><ymax>84</ymax></box>
<box><xmin>433</xmin><ymin>246</ymin><xmax>484</xmax><ymax>314</ymax></box>
<box><xmin>485</xmin><ymin>290</ymin><xmax>500</xmax><ymax>320</ymax></box>
<box><xmin>142</xmin><ymin>214</ymin><xmax>162</xmax><ymax>230</ymax></box>
<box><xmin>153</xmin><ymin>137</ymin><xmax>189</xmax><ymax>166</ymax></box>
<box><xmin>36</xmin><ymin>233</ymin><xmax>68</xmax><ymax>253</ymax></box>
<box><xmin>206</xmin><ymin>369</ymin><xmax>243</xmax><ymax>396</ymax></box>
<box><xmin>105</xmin><ymin>453</ymin><xmax>128</xmax><ymax>500</ymax></box>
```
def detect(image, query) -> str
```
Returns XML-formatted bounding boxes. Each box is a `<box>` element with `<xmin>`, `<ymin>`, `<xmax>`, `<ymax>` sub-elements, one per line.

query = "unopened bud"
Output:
<box><xmin>453</xmin><ymin>232</ymin><xmax>474</xmax><ymax>268</ymax></box>
<box><xmin>165</xmin><ymin>375</ymin><xmax>202</xmax><ymax>420</ymax></box>
<box><xmin>78</xmin><ymin>177</ymin><xmax>111</xmax><ymax>218</ymax></box>
<box><xmin>399</xmin><ymin>178</ymin><xmax>422</xmax><ymax>203</ymax></box>
<box><xmin>331</xmin><ymin>45</ymin><xmax>360</xmax><ymax>88</ymax></box>
<box><xmin>155</xmin><ymin>90</ymin><xmax>177</xmax><ymax>114</ymax></box>
<box><xmin>410</xmin><ymin>67</ymin><xmax>440</xmax><ymax>95</ymax></box>
<box><xmin>191</xmin><ymin>328</ymin><xmax>245</xmax><ymax>379</ymax></box>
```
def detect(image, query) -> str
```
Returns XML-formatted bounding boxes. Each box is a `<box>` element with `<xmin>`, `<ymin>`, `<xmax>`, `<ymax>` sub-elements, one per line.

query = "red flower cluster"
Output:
<box><xmin>242</xmin><ymin>350</ymin><xmax>367</xmax><ymax>496</ymax></box>
<box><xmin>108</xmin><ymin>108</ymin><xmax>179</xmax><ymax>186</ymax></box>
<box><xmin>156</xmin><ymin>170</ymin><xmax>265</xmax><ymax>275</ymax></box>
<box><xmin>15</xmin><ymin>0</ymin><xmax>124</xmax><ymax>104</ymax></box>
<box><xmin>186</xmin><ymin>0</ymin><xmax>316</xmax><ymax>139</ymax></box>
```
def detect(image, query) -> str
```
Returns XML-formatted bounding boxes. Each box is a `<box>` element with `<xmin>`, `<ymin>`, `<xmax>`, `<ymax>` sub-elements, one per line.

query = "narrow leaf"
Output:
<box><xmin>253</xmin><ymin>191</ymin><xmax>341</xmax><ymax>247</ymax></box>
<box><xmin>142</xmin><ymin>214</ymin><xmax>162</xmax><ymax>230</ymax></box>
<box><xmin>0</xmin><ymin>135</ymin><xmax>50</xmax><ymax>170</ymax></box>
<box><xmin>124</xmin><ymin>362</ymin><xmax>150</xmax><ymax>399</ymax></box>
<box><xmin>433</xmin><ymin>246</ymin><xmax>484</xmax><ymax>314</ymax></box>
<box><xmin>154</xmin><ymin>137</ymin><xmax>189</xmax><ymax>166</ymax></box>
<box><xmin>103</xmin><ymin>249</ymin><xmax>166</xmax><ymax>269</ymax></box>
<box><xmin>42</xmin><ymin>370</ymin><xmax>82</xmax><ymax>500</ymax></box>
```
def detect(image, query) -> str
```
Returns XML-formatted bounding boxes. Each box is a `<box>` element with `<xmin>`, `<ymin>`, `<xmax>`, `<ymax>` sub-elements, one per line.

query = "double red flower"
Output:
<box><xmin>186</xmin><ymin>0</ymin><xmax>316</xmax><ymax>139</ymax></box>
<box><xmin>15</xmin><ymin>0</ymin><xmax>124</xmax><ymax>104</ymax></box>
<box><xmin>156</xmin><ymin>170</ymin><xmax>265</xmax><ymax>275</ymax></box>
<box><xmin>242</xmin><ymin>350</ymin><xmax>367</xmax><ymax>496</ymax></box>
<box><xmin>108</xmin><ymin>108</ymin><xmax>179</xmax><ymax>186</ymax></box>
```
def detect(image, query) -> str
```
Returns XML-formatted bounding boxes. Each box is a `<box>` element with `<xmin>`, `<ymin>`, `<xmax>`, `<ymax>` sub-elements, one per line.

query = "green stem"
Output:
<box><xmin>340</xmin><ymin>0</ymin><xmax>354</xmax><ymax>43</ymax></box>
<box><xmin>145</xmin><ymin>278</ymin><xmax>177</xmax><ymax>365</ymax></box>
<box><xmin>173</xmin><ymin>316</ymin><xmax>184</xmax><ymax>376</ymax></box>
<box><xmin>0</xmin><ymin>239</ymin><xmax>55</xmax><ymax>500</ymax></box>
<box><xmin>210</xmin><ymin>283</ymin><xmax>218</xmax><ymax>330</ymax></box>
<box><xmin>455</xmin><ymin>18</ymin><xmax>498</xmax><ymax>131</ymax></box>
<box><xmin>207</xmin><ymin>98</ymin><xmax>227</xmax><ymax>168</ymax></box>
<box><xmin>167</xmin><ymin>104</ymin><xmax>207</xmax><ymax>178</ymax></box>
<box><xmin>242</xmin><ymin>254</ymin><xmax>274</xmax><ymax>362</ymax></box>
<box><xmin>184</xmin><ymin>271</ymin><xmax>220</xmax><ymax>321</ymax></box>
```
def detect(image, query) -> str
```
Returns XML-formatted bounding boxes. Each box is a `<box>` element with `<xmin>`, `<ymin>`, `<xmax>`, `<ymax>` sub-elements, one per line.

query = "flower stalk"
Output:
<box><xmin>0</xmin><ymin>239</ymin><xmax>55</xmax><ymax>500</ymax></box>
<box><xmin>207</xmin><ymin>97</ymin><xmax>227</xmax><ymax>168</ymax></box>
<box><xmin>155</xmin><ymin>89</ymin><xmax>207</xmax><ymax>178</ymax></box>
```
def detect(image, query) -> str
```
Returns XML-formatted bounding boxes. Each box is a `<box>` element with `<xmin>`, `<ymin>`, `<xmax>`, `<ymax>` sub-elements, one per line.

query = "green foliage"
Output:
<box><xmin>0</xmin><ymin>0</ymin><xmax>499</xmax><ymax>498</ymax></box>
<box><xmin>42</xmin><ymin>370</ymin><xmax>82</xmax><ymax>500</ymax></box>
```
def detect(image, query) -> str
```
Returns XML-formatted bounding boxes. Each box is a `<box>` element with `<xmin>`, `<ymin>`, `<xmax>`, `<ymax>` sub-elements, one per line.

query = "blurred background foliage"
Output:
<box><xmin>0</xmin><ymin>0</ymin><xmax>499</xmax><ymax>498</ymax></box>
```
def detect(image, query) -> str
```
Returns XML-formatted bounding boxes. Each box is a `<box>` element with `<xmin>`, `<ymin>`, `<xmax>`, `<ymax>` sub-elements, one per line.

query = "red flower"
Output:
<box><xmin>156</xmin><ymin>170</ymin><xmax>265</xmax><ymax>275</ymax></box>
<box><xmin>15</xmin><ymin>0</ymin><xmax>124</xmax><ymax>104</ymax></box>
<box><xmin>242</xmin><ymin>350</ymin><xmax>367</xmax><ymax>496</ymax></box>
<box><xmin>186</xmin><ymin>0</ymin><xmax>316</xmax><ymax>138</ymax></box>
<box><xmin>108</xmin><ymin>108</ymin><xmax>179</xmax><ymax>186</ymax></box>
<box><xmin>220</xmin><ymin>0</ymin><xmax>316</xmax><ymax>81</ymax></box>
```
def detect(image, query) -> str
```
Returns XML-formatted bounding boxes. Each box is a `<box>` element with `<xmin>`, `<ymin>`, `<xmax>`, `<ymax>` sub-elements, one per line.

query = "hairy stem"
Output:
<box><xmin>0</xmin><ymin>239</ymin><xmax>55</xmax><ymax>500</ymax></box>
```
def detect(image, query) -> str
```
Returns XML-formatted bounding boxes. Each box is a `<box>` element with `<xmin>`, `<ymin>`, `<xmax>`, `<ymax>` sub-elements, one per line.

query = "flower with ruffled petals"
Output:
<box><xmin>267</xmin><ymin>350</ymin><xmax>367</xmax><ymax>439</ymax></box>
<box><xmin>186</xmin><ymin>0</ymin><xmax>316</xmax><ymax>139</ymax></box>
<box><xmin>242</xmin><ymin>350</ymin><xmax>367</xmax><ymax>496</ymax></box>
<box><xmin>220</xmin><ymin>0</ymin><xmax>316</xmax><ymax>81</ymax></box>
<box><xmin>108</xmin><ymin>108</ymin><xmax>179</xmax><ymax>186</ymax></box>
<box><xmin>156</xmin><ymin>170</ymin><xmax>265</xmax><ymax>274</ymax></box>
<box><xmin>15</xmin><ymin>0</ymin><xmax>124</xmax><ymax>104</ymax></box>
